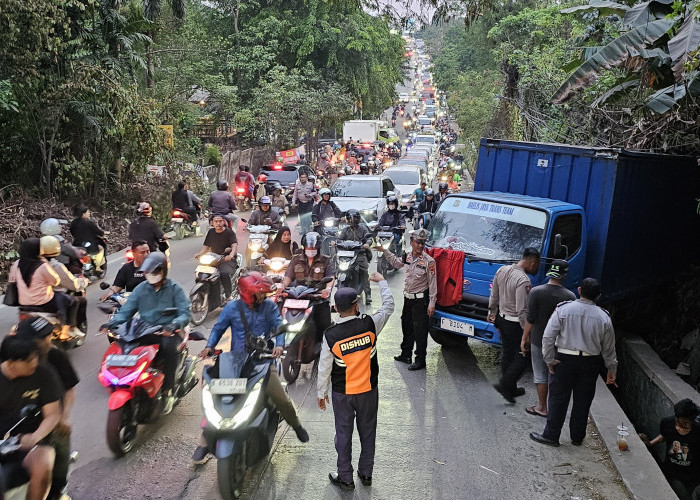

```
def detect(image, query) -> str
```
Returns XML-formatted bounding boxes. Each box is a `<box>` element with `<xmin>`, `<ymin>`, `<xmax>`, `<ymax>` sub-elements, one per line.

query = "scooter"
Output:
<box><xmin>0</xmin><ymin>405</ymin><xmax>41</xmax><ymax>499</ymax></box>
<box><xmin>334</xmin><ymin>240</ymin><xmax>364</xmax><ymax>293</ymax></box>
<box><xmin>317</xmin><ymin>217</ymin><xmax>340</xmax><ymax>257</ymax></box>
<box><xmin>171</xmin><ymin>209</ymin><xmax>199</xmax><ymax>240</ymax></box>
<box><xmin>277</xmin><ymin>277</ymin><xmax>332</xmax><ymax>383</ymax></box>
<box><xmin>98</xmin><ymin>282</ymin><xmax>130</xmax><ymax>324</ymax></box>
<box><xmin>13</xmin><ymin>308</ymin><xmax>83</xmax><ymax>350</ymax></box>
<box><xmin>189</xmin><ymin>250</ymin><xmax>243</xmax><ymax>326</ymax></box>
<box><xmin>201</xmin><ymin>332</ymin><xmax>293</xmax><ymax>500</ymax></box>
<box><xmin>375</xmin><ymin>225</ymin><xmax>404</xmax><ymax>275</ymax></box>
<box><xmin>97</xmin><ymin>315</ymin><xmax>206</xmax><ymax>457</ymax></box>
<box><xmin>234</xmin><ymin>183</ymin><xmax>252</xmax><ymax>212</ymax></box>
<box><xmin>262</xmin><ymin>257</ymin><xmax>290</xmax><ymax>282</ymax></box>
<box><xmin>245</xmin><ymin>224</ymin><xmax>275</xmax><ymax>269</ymax></box>
<box><xmin>78</xmin><ymin>236</ymin><xmax>107</xmax><ymax>279</ymax></box>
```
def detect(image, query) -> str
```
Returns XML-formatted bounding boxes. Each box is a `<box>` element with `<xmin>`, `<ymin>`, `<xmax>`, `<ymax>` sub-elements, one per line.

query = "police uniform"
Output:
<box><xmin>317</xmin><ymin>284</ymin><xmax>394</xmax><ymax>485</ymax></box>
<box><xmin>292</xmin><ymin>179</ymin><xmax>317</xmax><ymax>234</ymax></box>
<box><xmin>285</xmin><ymin>252</ymin><xmax>335</xmax><ymax>340</ymax></box>
<box><xmin>535</xmin><ymin>298</ymin><xmax>617</xmax><ymax>445</ymax></box>
<box><xmin>381</xmin><ymin>230</ymin><xmax>437</xmax><ymax>368</ymax></box>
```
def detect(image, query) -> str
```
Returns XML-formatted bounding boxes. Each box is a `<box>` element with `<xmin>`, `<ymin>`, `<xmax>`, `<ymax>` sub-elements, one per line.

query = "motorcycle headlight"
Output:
<box><xmin>199</xmin><ymin>254</ymin><xmax>215</xmax><ymax>265</ymax></box>
<box><xmin>202</xmin><ymin>384</ymin><xmax>222</xmax><ymax>429</ymax></box>
<box><xmin>250</xmin><ymin>241</ymin><xmax>262</xmax><ymax>250</ymax></box>
<box><xmin>252</xmin><ymin>251</ymin><xmax>262</xmax><ymax>260</ymax></box>
<box><xmin>324</xmin><ymin>220</ymin><xmax>334</xmax><ymax>227</ymax></box>
<box><xmin>269</xmin><ymin>261</ymin><xmax>284</xmax><ymax>272</ymax></box>
<box><xmin>362</xmin><ymin>209</ymin><xmax>373</xmax><ymax>215</ymax></box>
<box><xmin>338</xmin><ymin>262</ymin><xmax>350</xmax><ymax>271</ymax></box>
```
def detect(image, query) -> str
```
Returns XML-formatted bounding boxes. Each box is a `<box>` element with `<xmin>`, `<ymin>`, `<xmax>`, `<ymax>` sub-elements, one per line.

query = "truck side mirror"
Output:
<box><xmin>553</xmin><ymin>234</ymin><xmax>562</xmax><ymax>258</ymax></box>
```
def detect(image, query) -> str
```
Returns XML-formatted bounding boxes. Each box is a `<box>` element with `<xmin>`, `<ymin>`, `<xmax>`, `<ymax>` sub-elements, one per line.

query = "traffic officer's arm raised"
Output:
<box><xmin>370</xmin><ymin>273</ymin><xmax>394</xmax><ymax>334</ymax></box>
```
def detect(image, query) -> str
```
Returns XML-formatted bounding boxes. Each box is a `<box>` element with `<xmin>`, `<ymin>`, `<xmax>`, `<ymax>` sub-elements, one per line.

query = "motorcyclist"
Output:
<box><xmin>409</xmin><ymin>181</ymin><xmax>428</xmax><ymax>203</ymax></box>
<box><xmin>282</xmin><ymin>232</ymin><xmax>334</xmax><ymax>341</ymax></box>
<box><xmin>207</xmin><ymin>180</ymin><xmax>238</xmax><ymax>228</ymax></box>
<box><xmin>69</xmin><ymin>204</ymin><xmax>108</xmax><ymax>272</ymax></box>
<box><xmin>317</xmin><ymin>153</ymin><xmax>331</xmax><ymax>174</ymax></box>
<box><xmin>172</xmin><ymin>181</ymin><xmax>198</xmax><ymax>222</ymax></box>
<box><xmin>194</xmin><ymin>214</ymin><xmax>238</xmax><ymax>301</ymax></box>
<box><xmin>311</xmin><ymin>188</ymin><xmax>342</xmax><ymax>229</ymax></box>
<box><xmin>40</xmin><ymin>218</ymin><xmax>83</xmax><ymax>277</ymax></box>
<box><xmin>297</xmin><ymin>154</ymin><xmax>314</xmax><ymax>178</ymax></box>
<box><xmin>377</xmin><ymin>195</ymin><xmax>406</xmax><ymax>253</ymax></box>
<box><xmin>417</xmin><ymin>188</ymin><xmax>439</xmax><ymax>215</ymax></box>
<box><xmin>128</xmin><ymin>202</ymin><xmax>166</xmax><ymax>252</ymax></box>
<box><xmin>359</xmin><ymin>163</ymin><xmax>369</xmax><ymax>175</ymax></box>
<box><xmin>249</xmin><ymin>196</ymin><xmax>282</xmax><ymax>230</ymax></box>
<box><xmin>270</xmin><ymin>182</ymin><xmax>287</xmax><ymax>211</ymax></box>
<box><xmin>183</xmin><ymin>178</ymin><xmax>202</xmax><ymax>217</ymax></box>
<box><xmin>193</xmin><ymin>271</ymin><xmax>309</xmax><ymax>463</ymax></box>
<box><xmin>435</xmin><ymin>182</ymin><xmax>450</xmax><ymax>203</ymax></box>
<box><xmin>99</xmin><ymin>240</ymin><xmax>150</xmax><ymax>301</ymax></box>
<box><xmin>234</xmin><ymin>165</ymin><xmax>255</xmax><ymax>201</ymax></box>
<box><xmin>448</xmin><ymin>173</ymin><xmax>461</xmax><ymax>192</ymax></box>
<box><xmin>338</xmin><ymin>209</ymin><xmax>373</xmax><ymax>305</ymax></box>
<box><xmin>100</xmin><ymin>252</ymin><xmax>190</xmax><ymax>415</ymax></box>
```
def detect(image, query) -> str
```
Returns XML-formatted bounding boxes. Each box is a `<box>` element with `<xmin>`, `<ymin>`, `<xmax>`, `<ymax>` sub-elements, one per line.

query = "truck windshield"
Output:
<box><xmin>428</xmin><ymin>198</ymin><xmax>546</xmax><ymax>261</ymax></box>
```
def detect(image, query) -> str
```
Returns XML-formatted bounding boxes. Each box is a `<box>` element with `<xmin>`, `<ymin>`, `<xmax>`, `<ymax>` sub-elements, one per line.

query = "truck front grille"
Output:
<box><xmin>437</xmin><ymin>293</ymin><xmax>489</xmax><ymax>322</ymax></box>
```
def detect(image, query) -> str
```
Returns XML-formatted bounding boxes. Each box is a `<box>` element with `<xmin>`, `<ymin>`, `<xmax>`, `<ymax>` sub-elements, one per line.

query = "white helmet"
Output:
<box><xmin>40</xmin><ymin>218</ymin><xmax>61</xmax><ymax>236</ymax></box>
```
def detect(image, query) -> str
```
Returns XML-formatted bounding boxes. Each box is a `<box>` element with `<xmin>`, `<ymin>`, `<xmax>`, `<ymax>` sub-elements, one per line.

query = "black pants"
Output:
<box><xmin>75</xmin><ymin>295</ymin><xmax>87</xmax><ymax>331</ymax></box>
<box><xmin>141</xmin><ymin>334</ymin><xmax>182</xmax><ymax>392</ymax></box>
<box><xmin>181</xmin><ymin>206</ymin><xmax>198</xmax><ymax>221</ymax></box>
<box><xmin>332</xmin><ymin>388</ymin><xmax>378</xmax><ymax>483</ymax></box>
<box><xmin>313</xmin><ymin>301</ymin><xmax>331</xmax><ymax>343</ymax></box>
<box><xmin>543</xmin><ymin>353</ymin><xmax>601</xmax><ymax>443</ymax></box>
<box><xmin>218</xmin><ymin>259</ymin><xmax>238</xmax><ymax>298</ymax></box>
<box><xmin>48</xmin><ymin>426</ymin><xmax>70</xmax><ymax>500</ymax></box>
<box><xmin>36</xmin><ymin>294</ymin><xmax>78</xmax><ymax>328</ymax></box>
<box><xmin>496</xmin><ymin>315</ymin><xmax>528</xmax><ymax>394</ymax></box>
<box><xmin>400</xmin><ymin>294</ymin><xmax>429</xmax><ymax>363</ymax></box>
<box><xmin>356</xmin><ymin>255</ymin><xmax>370</xmax><ymax>301</ymax></box>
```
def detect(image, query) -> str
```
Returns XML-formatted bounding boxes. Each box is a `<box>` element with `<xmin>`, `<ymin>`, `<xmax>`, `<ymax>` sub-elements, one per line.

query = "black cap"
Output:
<box><xmin>546</xmin><ymin>259</ymin><xmax>569</xmax><ymax>279</ymax></box>
<box><xmin>334</xmin><ymin>287</ymin><xmax>358</xmax><ymax>311</ymax></box>
<box><xmin>15</xmin><ymin>317</ymin><xmax>54</xmax><ymax>339</ymax></box>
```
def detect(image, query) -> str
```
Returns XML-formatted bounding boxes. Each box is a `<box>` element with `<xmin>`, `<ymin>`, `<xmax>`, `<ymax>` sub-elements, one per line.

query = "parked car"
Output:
<box><xmin>330</xmin><ymin>175</ymin><xmax>401</xmax><ymax>221</ymax></box>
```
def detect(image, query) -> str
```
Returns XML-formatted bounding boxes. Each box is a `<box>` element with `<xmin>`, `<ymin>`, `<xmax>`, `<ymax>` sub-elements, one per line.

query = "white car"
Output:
<box><xmin>330</xmin><ymin>175</ymin><xmax>401</xmax><ymax>221</ymax></box>
<box><xmin>398</xmin><ymin>92</ymin><xmax>409</xmax><ymax>102</ymax></box>
<box><xmin>383</xmin><ymin>165</ymin><xmax>425</xmax><ymax>207</ymax></box>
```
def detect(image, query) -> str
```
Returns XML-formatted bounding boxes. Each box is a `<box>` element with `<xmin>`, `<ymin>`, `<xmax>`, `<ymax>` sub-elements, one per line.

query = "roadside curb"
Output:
<box><xmin>589</xmin><ymin>378</ymin><xmax>678</xmax><ymax>500</ymax></box>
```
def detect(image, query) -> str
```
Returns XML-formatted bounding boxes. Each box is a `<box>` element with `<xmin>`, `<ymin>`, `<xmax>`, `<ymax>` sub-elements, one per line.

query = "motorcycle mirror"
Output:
<box><xmin>320</xmin><ymin>276</ymin><xmax>333</xmax><ymax>284</ymax></box>
<box><xmin>19</xmin><ymin>404</ymin><xmax>39</xmax><ymax>419</ymax></box>
<box><xmin>99</xmin><ymin>282</ymin><xmax>111</xmax><ymax>290</ymax></box>
<box><xmin>271</xmin><ymin>275</ymin><xmax>284</xmax><ymax>283</ymax></box>
<box><xmin>162</xmin><ymin>308</ymin><xmax>178</xmax><ymax>316</ymax></box>
<box><xmin>240</xmin><ymin>218</ymin><xmax>248</xmax><ymax>224</ymax></box>
<box><xmin>188</xmin><ymin>331</ymin><xmax>207</xmax><ymax>341</ymax></box>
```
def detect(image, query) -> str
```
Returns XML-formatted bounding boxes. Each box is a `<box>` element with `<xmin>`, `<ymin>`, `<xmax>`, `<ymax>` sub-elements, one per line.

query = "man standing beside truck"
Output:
<box><xmin>488</xmin><ymin>247</ymin><xmax>541</xmax><ymax>403</ymax></box>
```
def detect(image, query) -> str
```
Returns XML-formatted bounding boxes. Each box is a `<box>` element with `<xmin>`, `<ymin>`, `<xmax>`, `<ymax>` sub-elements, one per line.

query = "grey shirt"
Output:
<box><xmin>292</xmin><ymin>180</ymin><xmax>316</xmax><ymax>204</ymax></box>
<box><xmin>488</xmin><ymin>264</ymin><xmax>531</xmax><ymax>329</ymax></box>
<box><xmin>526</xmin><ymin>284</ymin><xmax>576</xmax><ymax>346</ymax></box>
<box><xmin>542</xmin><ymin>298</ymin><xmax>618</xmax><ymax>375</ymax></box>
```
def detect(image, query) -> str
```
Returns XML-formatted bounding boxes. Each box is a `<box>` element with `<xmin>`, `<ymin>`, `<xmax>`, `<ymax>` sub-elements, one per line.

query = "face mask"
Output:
<box><xmin>305</xmin><ymin>249</ymin><xmax>317</xmax><ymax>258</ymax></box>
<box><xmin>145</xmin><ymin>272</ymin><xmax>163</xmax><ymax>285</ymax></box>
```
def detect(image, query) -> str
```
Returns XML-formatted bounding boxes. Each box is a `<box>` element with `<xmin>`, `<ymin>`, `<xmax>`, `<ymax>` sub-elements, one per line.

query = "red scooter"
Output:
<box><xmin>98</xmin><ymin>315</ymin><xmax>205</xmax><ymax>456</ymax></box>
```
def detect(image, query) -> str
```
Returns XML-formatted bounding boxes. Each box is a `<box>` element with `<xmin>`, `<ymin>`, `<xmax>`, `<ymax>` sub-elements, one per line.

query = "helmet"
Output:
<box><xmin>386</xmin><ymin>195</ymin><xmax>398</xmax><ymax>209</ymax></box>
<box><xmin>272</xmin><ymin>182</ymin><xmax>282</xmax><ymax>192</ymax></box>
<box><xmin>301</xmin><ymin>231</ymin><xmax>320</xmax><ymax>250</ymax></box>
<box><xmin>320</xmin><ymin>153</ymin><xmax>327</xmax><ymax>159</ymax></box>
<box><xmin>140</xmin><ymin>251</ymin><xmax>168</xmax><ymax>277</ymax></box>
<box><xmin>299</xmin><ymin>153</ymin><xmax>305</xmax><ymax>160</ymax></box>
<box><xmin>238</xmin><ymin>271</ymin><xmax>274</xmax><ymax>306</ymax></box>
<box><xmin>259</xmin><ymin>196</ymin><xmax>271</xmax><ymax>205</ymax></box>
<box><xmin>40</xmin><ymin>218</ymin><xmax>61</xmax><ymax>236</ymax></box>
<box><xmin>424</xmin><ymin>188</ymin><xmax>435</xmax><ymax>196</ymax></box>
<box><xmin>217</xmin><ymin>179</ymin><xmax>228</xmax><ymax>191</ymax></box>
<box><xmin>39</xmin><ymin>236</ymin><xmax>61</xmax><ymax>258</ymax></box>
<box><xmin>360</xmin><ymin>163</ymin><xmax>368</xmax><ymax>173</ymax></box>
<box><xmin>438</xmin><ymin>182</ymin><xmax>448</xmax><ymax>191</ymax></box>
<box><xmin>137</xmin><ymin>202</ymin><xmax>152</xmax><ymax>216</ymax></box>
<box><xmin>258</xmin><ymin>174</ymin><xmax>268</xmax><ymax>183</ymax></box>
<box><xmin>319</xmin><ymin>188</ymin><xmax>331</xmax><ymax>198</ymax></box>
<box><xmin>346</xmin><ymin>209</ymin><xmax>361</xmax><ymax>226</ymax></box>
<box><xmin>349</xmin><ymin>151</ymin><xmax>357</xmax><ymax>157</ymax></box>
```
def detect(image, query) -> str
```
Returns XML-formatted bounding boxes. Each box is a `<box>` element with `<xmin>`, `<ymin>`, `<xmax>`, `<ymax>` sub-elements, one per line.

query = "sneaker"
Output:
<box><xmin>293</xmin><ymin>425</ymin><xmax>309</xmax><ymax>443</ymax></box>
<box><xmin>69</xmin><ymin>327</ymin><xmax>86</xmax><ymax>338</ymax></box>
<box><xmin>191</xmin><ymin>445</ymin><xmax>211</xmax><ymax>465</ymax></box>
<box><xmin>162</xmin><ymin>396</ymin><xmax>176</xmax><ymax>415</ymax></box>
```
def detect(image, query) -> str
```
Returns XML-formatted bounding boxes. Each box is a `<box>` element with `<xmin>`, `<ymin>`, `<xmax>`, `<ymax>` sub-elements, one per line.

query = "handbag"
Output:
<box><xmin>3</xmin><ymin>282</ymin><xmax>19</xmax><ymax>307</ymax></box>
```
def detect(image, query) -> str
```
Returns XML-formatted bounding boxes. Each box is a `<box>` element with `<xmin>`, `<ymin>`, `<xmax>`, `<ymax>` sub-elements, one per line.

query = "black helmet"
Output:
<box><xmin>425</xmin><ymin>188</ymin><xmax>435</xmax><ymax>196</ymax></box>
<box><xmin>346</xmin><ymin>209</ymin><xmax>361</xmax><ymax>226</ymax></box>
<box><xmin>386</xmin><ymin>195</ymin><xmax>398</xmax><ymax>209</ymax></box>
<box><xmin>438</xmin><ymin>182</ymin><xmax>448</xmax><ymax>190</ymax></box>
<box><xmin>140</xmin><ymin>251</ymin><xmax>168</xmax><ymax>278</ymax></box>
<box><xmin>299</xmin><ymin>153</ymin><xmax>305</xmax><ymax>160</ymax></box>
<box><xmin>301</xmin><ymin>231</ymin><xmax>320</xmax><ymax>249</ymax></box>
<box><xmin>217</xmin><ymin>179</ymin><xmax>228</xmax><ymax>191</ymax></box>
<box><xmin>272</xmin><ymin>181</ymin><xmax>282</xmax><ymax>192</ymax></box>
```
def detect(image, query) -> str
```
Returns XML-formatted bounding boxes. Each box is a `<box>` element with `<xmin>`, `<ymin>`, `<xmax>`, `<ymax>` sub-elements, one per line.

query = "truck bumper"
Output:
<box><xmin>430</xmin><ymin>310</ymin><xmax>502</xmax><ymax>346</ymax></box>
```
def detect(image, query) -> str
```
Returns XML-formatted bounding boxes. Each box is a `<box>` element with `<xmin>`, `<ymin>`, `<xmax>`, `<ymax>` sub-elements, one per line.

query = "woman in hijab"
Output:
<box><xmin>266</xmin><ymin>226</ymin><xmax>298</xmax><ymax>260</ymax></box>
<box><xmin>9</xmin><ymin>238</ymin><xmax>81</xmax><ymax>339</ymax></box>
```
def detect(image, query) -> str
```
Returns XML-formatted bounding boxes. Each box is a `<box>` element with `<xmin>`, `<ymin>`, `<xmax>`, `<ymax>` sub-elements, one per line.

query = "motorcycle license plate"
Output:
<box><xmin>210</xmin><ymin>378</ymin><xmax>247</xmax><ymax>395</ymax></box>
<box><xmin>106</xmin><ymin>354</ymin><xmax>139</xmax><ymax>367</ymax></box>
<box><xmin>337</xmin><ymin>250</ymin><xmax>355</xmax><ymax>258</ymax></box>
<box><xmin>285</xmin><ymin>299</ymin><xmax>310</xmax><ymax>309</ymax></box>
<box><xmin>195</xmin><ymin>265</ymin><xmax>217</xmax><ymax>274</ymax></box>
<box><xmin>171</xmin><ymin>218</ymin><xmax>184</xmax><ymax>223</ymax></box>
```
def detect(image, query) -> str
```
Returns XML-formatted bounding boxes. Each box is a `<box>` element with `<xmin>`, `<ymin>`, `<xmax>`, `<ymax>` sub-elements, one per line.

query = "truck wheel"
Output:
<box><xmin>217</xmin><ymin>449</ymin><xmax>246</xmax><ymax>500</ymax></box>
<box><xmin>429</xmin><ymin>328</ymin><xmax>468</xmax><ymax>349</ymax></box>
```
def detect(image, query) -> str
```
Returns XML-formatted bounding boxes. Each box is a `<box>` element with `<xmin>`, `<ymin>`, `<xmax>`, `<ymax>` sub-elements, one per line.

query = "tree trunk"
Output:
<box><xmin>145</xmin><ymin>31</ymin><xmax>155</xmax><ymax>88</ymax></box>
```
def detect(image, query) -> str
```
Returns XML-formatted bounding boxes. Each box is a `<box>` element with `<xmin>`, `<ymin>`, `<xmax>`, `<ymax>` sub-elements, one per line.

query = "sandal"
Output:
<box><xmin>525</xmin><ymin>406</ymin><xmax>547</xmax><ymax>418</ymax></box>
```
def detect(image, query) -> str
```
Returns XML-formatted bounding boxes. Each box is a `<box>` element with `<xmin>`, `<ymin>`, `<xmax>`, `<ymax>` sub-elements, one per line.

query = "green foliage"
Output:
<box><xmin>204</xmin><ymin>143</ymin><xmax>222</xmax><ymax>166</ymax></box>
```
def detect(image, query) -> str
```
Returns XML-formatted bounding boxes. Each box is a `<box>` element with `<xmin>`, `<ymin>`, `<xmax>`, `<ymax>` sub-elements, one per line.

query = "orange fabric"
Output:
<box><xmin>330</xmin><ymin>331</ymin><xmax>375</xmax><ymax>395</ymax></box>
<box><xmin>426</xmin><ymin>248</ymin><xmax>465</xmax><ymax>307</ymax></box>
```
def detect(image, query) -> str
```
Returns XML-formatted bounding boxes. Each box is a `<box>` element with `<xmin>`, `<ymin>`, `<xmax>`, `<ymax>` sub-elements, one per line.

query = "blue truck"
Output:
<box><xmin>427</xmin><ymin>139</ymin><xmax>700</xmax><ymax>348</ymax></box>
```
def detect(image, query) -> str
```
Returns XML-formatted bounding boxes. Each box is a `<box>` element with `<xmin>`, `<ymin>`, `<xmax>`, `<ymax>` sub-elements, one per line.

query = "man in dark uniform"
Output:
<box><xmin>338</xmin><ymin>209</ymin><xmax>373</xmax><ymax>305</ymax></box>
<box><xmin>282</xmin><ymin>232</ymin><xmax>335</xmax><ymax>340</ymax></box>
<box><xmin>530</xmin><ymin>277</ymin><xmax>618</xmax><ymax>447</ymax></box>
<box><xmin>376</xmin><ymin>229</ymin><xmax>437</xmax><ymax>371</ymax></box>
<box><xmin>318</xmin><ymin>275</ymin><xmax>394</xmax><ymax>491</ymax></box>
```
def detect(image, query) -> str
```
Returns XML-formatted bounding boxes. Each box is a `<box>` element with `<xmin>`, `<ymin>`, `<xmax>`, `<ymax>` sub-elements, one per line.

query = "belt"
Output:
<box><xmin>404</xmin><ymin>291</ymin><xmax>426</xmax><ymax>299</ymax></box>
<box><xmin>499</xmin><ymin>313</ymin><xmax>520</xmax><ymax>323</ymax></box>
<box><xmin>558</xmin><ymin>347</ymin><xmax>594</xmax><ymax>357</ymax></box>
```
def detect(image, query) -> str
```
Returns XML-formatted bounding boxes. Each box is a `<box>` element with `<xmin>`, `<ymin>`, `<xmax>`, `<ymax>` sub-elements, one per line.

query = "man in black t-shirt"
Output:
<box><xmin>100</xmin><ymin>240</ymin><xmax>150</xmax><ymax>301</ymax></box>
<box><xmin>16</xmin><ymin>317</ymin><xmax>79</xmax><ymax>500</ymax></box>
<box><xmin>195</xmin><ymin>214</ymin><xmax>238</xmax><ymax>299</ymax></box>
<box><xmin>128</xmin><ymin>202</ymin><xmax>165</xmax><ymax>252</ymax></box>
<box><xmin>0</xmin><ymin>336</ymin><xmax>62</xmax><ymax>500</ymax></box>
<box><xmin>642</xmin><ymin>398</ymin><xmax>700</xmax><ymax>500</ymax></box>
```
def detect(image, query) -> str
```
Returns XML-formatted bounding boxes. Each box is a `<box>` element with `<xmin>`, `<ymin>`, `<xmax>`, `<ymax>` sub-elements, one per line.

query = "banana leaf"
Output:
<box><xmin>623</xmin><ymin>0</ymin><xmax>674</xmax><ymax>28</ymax></box>
<box><xmin>591</xmin><ymin>78</ymin><xmax>640</xmax><ymax>107</ymax></box>
<box><xmin>560</xmin><ymin>1</ymin><xmax>629</xmax><ymax>16</ymax></box>
<box><xmin>668</xmin><ymin>15</ymin><xmax>700</xmax><ymax>82</ymax></box>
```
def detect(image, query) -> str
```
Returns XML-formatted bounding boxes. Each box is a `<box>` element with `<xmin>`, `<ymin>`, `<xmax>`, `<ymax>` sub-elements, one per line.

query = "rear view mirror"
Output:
<box><xmin>99</xmin><ymin>282</ymin><xmax>111</xmax><ymax>290</ymax></box>
<box><xmin>188</xmin><ymin>330</ymin><xmax>207</xmax><ymax>341</ymax></box>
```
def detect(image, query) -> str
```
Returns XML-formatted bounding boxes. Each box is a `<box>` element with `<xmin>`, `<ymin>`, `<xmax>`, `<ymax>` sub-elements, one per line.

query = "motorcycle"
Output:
<box><xmin>189</xmin><ymin>250</ymin><xmax>243</xmax><ymax>326</ymax></box>
<box><xmin>316</xmin><ymin>217</ymin><xmax>341</xmax><ymax>257</ymax></box>
<box><xmin>98</xmin><ymin>282</ymin><xmax>130</xmax><ymax>324</ymax></box>
<box><xmin>334</xmin><ymin>240</ymin><xmax>364</xmax><ymax>293</ymax></box>
<box><xmin>245</xmin><ymin>224</ymin><xmax>275</xmax><ymax>268</ymax></box>
<box><xmin>262</xmin><ymin>257</ymin><xmax>290</xmax><ymax>282</ymax></box>
<box><xmin>271</xmin><ymin>206</ymin><xmax>286</xmax><ymax>226</ymax></box>
<box><xmin>78</xmin><ymin>236</ymin><xmax>107</xmax><ymax>280</ymax></box>
<box><xmin>0</xmin><ymin>405</ymin><xmax>41</xmax><ymax>499</ymax></box>
<box><xmin>171</xmin><ymin>209</ymin><xmax>199</xmax><ymax>240</ymax></box>
<box><xmin>13</xmin><ymin>308</ymin><xmax>83</xmax><ymax>350</ymax></box>
<box><xmin>277</xmin><ymin>277</ymin><xmax>332</xmax><ymax>383</ymax></box>
<box><xmin>375</xmin><ymin>225</ymin><xmax>405</xmax><ymax>275</ymax></box>
<box><xmin>234</xmin><ymin>183</ymin><xmax>252</xmax><ymax>212</ymax></box>
<box><xmin>201</xmin><ymin>332</ymin><xmax>290</xmax><ymax>500</ymax></box>
<box><xmin>98</xmin><ymin>316</ymin><xmax>206</xmax><ymax>457</ymax></box>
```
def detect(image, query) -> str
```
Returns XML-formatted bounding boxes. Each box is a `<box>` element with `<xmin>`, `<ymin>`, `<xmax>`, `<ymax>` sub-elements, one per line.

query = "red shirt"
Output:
<box><xmin>426</xmin><ymin>248</ymin><xmax>464</xmax><ymax>307</ymax></box>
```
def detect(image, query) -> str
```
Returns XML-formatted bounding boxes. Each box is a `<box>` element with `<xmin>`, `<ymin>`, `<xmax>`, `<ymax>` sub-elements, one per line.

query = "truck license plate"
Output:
<box><xmin>106</xmin><ymin>354</ymin><xmax>139</xmax><ymax>367</ymax></box>
<box><xmin>440</xmin><ymin>318</ymin><xmax>474</xmax><ymax>336</ymax></box>
<box><xmin>210</xmin><ymin>378</ymin><xmax>247</xmax><ymax>395</ymax></box>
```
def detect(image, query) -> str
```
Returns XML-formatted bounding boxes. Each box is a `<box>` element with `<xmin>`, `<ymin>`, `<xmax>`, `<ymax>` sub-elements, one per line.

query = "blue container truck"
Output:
<box><xmin>427</xmin><ymin>139</ymin><xmax>700</xmax><ymax>348</ymax></box>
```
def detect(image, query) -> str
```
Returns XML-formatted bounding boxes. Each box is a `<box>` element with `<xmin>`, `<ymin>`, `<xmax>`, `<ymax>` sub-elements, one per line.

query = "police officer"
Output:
<box><xmin>377</xmin><ymin>228</ymin><xmax>437</xmax><ymax>371</ymax></box>
<box><xmin>530</xmin><ymin>277</ymin><xmax>618</xmax><ymax>447</ymax></box>
<box><xmin>338</xmin><ymin>209</ymin><xmax>373</xmax><ymax>305</ymax></box>
<box><xmin>318</xmin><ymin>274</ymin><xmax>395</xmax><ymax>491</ymax></box>
<box><xmin>282</xmin><ymin>232</ymin><xmax>335</xmax><ymax>340</ymax></box>
<box><xmin>292</xmin><ymin>172</ymin><xmax>317</xmax><ymax>235</ymax></box>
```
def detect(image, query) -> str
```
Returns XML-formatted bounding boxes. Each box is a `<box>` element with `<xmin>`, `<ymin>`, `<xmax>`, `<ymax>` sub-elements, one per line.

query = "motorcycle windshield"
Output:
<box><xmin>116</xmin><ymin>318</ymin><xmax>162</xmax><ymax>343</ymax></box>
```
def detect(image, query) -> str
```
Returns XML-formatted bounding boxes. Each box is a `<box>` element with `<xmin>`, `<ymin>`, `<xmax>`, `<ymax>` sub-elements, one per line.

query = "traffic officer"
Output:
<box><xmin>530</xmin><ymin>277</ymin><xmax>618</xmax><ymax>447</ymax></box>
<box><xmin>291</xmin><ymin>172</ymin><xmax>317</xmax><ymax>235</ymax></box>
<box><xmin>377</xmin><ymin>228</ymin><xmax>437</xmax><ymax>371</ymax></box>
<box><xmin>282</xmin><ymin>232</ymin><xmax>335</xmax><ymax>340</ymax></box>
<box><xmin>317</xmin><ymin>274</ymin><xmax>395</xmax><ymax>491</ymax></box>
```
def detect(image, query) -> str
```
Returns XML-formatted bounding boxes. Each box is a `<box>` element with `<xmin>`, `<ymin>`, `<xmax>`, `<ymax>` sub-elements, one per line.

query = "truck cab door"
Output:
<box><xmin>546</xmin><ymin>212</ymin><xmax>586</xmax><ymax>291</ymax></box>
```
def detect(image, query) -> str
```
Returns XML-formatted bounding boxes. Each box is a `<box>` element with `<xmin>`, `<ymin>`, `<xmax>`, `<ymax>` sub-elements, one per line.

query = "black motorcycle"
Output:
<box><xmin>334</xmin><ymin>240</ymin><xmax>364</xmax><ymax>293</ymax></box>
<box><xmin>0</xmin><ymin>405</ymin><xmax>41</xmax><ymax>497</ymax></box>
<box><xmin>189</xmin><ymin>250</ymin><xmax>243</xmax><ymax>326</ymax></box>
<box><xmin>375</xmin><ymin>225</ymin><xmax>405</xmax><ymax>276</ymax></box>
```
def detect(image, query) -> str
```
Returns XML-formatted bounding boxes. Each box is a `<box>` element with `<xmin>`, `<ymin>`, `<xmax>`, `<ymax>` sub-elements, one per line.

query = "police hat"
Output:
<box><xmin>546</xmin><ymin>259</ymin><xmax>569</xmax><ymax>279</ymax></box>
<box><xmin>410</xmin><ymin>229</ymin><xmax>428</xmax><ymax>242</ymax></box>
<box><xmin>15</xmin><ymin>317</ymin><xmax>54</xmax><ymax>339</ymax></box>
<box><xmin>334</xmin><ymin>287</ymin><xmax>358</xmax><ymax>311</ymax></box>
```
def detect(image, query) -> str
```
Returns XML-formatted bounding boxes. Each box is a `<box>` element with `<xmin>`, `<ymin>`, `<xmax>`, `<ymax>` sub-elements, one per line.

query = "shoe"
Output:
<box><xmin>571</xmin><ymin>440</ymin><xmax>582</xmax><ymax>446</ymax></box>
<box><xmin>357</xmin><ymin>472</ymin><xmax>372</xmax><ymax>486</ymax></box>
<box><xmin>162</xmin><ymin>396</ymin><xmax>176</xmax><ymax>415</ymax></box>
<box><xmin>191</xmin><ymin>445</ymin><xmax>211</xmax><ymax>465</ymax></box>
<box><xmin>329</xmin><ymin>472</ymin><xmax>355</xmax><ymax>491</ymax></box>
<box><xmin>394</xmin><ymin>355</ymin><xmax>412</xmax><ymax>364</ymax></box>
<box><xmin>529</xmin><ymin>432</ymin><xmax>559</xmax><ymax>447</ymax></box>
<box><xmin>407</xmin><ymin>361</ymin><xmax>426</xmax><ymax>371</ymax></box>
<box><xmin>493</xmin><ymin>384</ymin><xmax>515</xmax><ymax>404</ymax></box>
<box><xmin>293</xmin><ymin>425</ymin><xmax>309</xmax><ymax>443</ymax></box>
<box><xmin>69</xmin><ymin>327</ymin><xmax>86</xmax><ymax>338</ymax></box>
<box><xmin>514</xmin><ymin>387</ymin><xmax>526</xmax><ymax>397</ymax></box>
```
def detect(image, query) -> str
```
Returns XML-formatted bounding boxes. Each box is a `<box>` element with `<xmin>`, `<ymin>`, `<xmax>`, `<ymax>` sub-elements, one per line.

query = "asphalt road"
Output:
<box><xmin>0</xmin><ymin>210</ymin><xmax>628</xmax><ymax>500</ymax></box>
